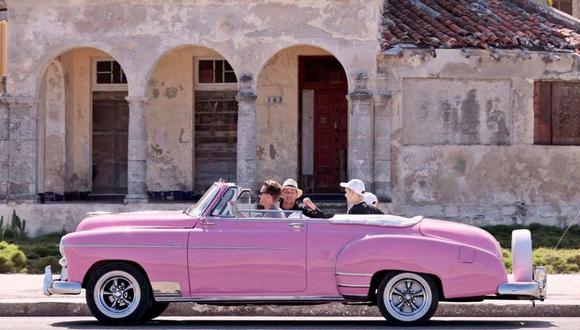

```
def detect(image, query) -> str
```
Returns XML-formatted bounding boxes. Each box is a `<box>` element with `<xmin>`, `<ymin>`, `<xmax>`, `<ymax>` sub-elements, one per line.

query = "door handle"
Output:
<box><xmin>288</xmin><ymin>222</ymin><xmax>305</xmax><ymax>229</ymax></box>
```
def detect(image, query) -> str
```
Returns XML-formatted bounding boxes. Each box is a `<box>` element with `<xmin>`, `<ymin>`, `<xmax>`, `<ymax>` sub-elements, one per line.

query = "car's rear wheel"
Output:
<box><xmin>377</xmin><ymin>272</ymin><xmax>439</xmax><ymax>325</ymax></box>
<box><xmin>86</xmin><ymin>263</ymin><xmax>152</xmax><ymax>324</ymax></box>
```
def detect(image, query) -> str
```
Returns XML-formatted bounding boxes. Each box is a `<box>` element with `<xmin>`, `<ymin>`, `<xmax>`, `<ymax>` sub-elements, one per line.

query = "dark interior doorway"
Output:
<box><xmin>299</xmin><ymin>56</ymin><xmax>348</xmax><ymax>194</ymax></box>
<box><xmin>92</xmin><ymin>91</ymin><xmax>129</xmax><ymax>196</ymax></box>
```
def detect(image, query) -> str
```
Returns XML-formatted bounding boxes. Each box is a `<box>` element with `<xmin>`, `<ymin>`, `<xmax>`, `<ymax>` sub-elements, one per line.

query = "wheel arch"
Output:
<box><xmin>82</xmin><ymin>260</ymin><xmax>151</xmax><ymax>289</ymax></box>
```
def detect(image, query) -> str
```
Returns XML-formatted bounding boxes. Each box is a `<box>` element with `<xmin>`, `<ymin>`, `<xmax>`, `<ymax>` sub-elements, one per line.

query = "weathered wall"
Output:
<box><xmin>256</xmin><ymin>45</ymin><xmax>330</xmax><ymax>183</ymax></box>
<box><xmin>42</xmin><ymin>59</ymin><xmax>66</xmax><ymax>194</ymax></box>
<box><xmin>7</xmin><ymin>0</ymin><xmax>381</xmax><ymax>99</ymax></box>
<box><xmin>146</xmin><ymin>46</ymin><xmax>222</xmax><ymax>192</ymax></box>
<box><xmin>381</xmin><ymin>49</ymin><xmax>580</xmax><ymax>226</ymax></box>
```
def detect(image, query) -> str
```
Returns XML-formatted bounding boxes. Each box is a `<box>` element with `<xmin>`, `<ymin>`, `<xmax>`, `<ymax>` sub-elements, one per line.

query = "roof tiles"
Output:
<box><xmin>381</xmin><ymin>0</ymin><xmax>580</xmax><ymax>53</ymax></box>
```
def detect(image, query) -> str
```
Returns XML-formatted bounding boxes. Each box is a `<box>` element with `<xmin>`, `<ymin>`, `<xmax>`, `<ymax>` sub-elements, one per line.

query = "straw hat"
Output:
<box><xmin>282</xmin><ymin>178</ymin><xmax>303</xmax><ymax>198</ymax></box>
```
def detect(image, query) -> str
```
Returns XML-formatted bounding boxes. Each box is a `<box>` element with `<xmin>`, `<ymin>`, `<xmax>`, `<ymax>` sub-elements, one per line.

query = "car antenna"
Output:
<box><xmin>554</xmin><ymin>208</ymin><xmax>580</xmax><ymax>250</ymax></box>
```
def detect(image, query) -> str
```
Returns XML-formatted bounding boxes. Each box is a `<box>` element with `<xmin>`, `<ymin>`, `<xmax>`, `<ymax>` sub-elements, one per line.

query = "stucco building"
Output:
<box><xmin>0</xmin><ymin>0</ymin><xmax>579</xmax><ymax>235</ymax></box>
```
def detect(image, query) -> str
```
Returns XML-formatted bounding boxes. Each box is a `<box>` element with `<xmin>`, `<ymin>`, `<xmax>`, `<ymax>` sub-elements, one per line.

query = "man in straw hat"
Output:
<box><xmin>279</xmin><ymin>178</ymin><xmax>327</xmax><ymax>218</ymax></box>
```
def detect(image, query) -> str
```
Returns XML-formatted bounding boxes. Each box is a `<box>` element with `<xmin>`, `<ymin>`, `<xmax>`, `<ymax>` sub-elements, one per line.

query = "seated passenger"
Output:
<box><xmin>279</xmin><ymin>179</ymin><xmax>327</xmax><ymax>219</ymax></box>
<box><xmin>340</xmin><ymin>179</ymin><xmax>384</xmax><ymax>215</ymax></box>
<box><xmin>257</xmin><ymin>179</ymin><xmax>285</xmax><ymax>218</ymax></box>
<box><xmin>228</xmin><ymin>180</ymin><xmax>285</xmax><ymax>218</ymax></box>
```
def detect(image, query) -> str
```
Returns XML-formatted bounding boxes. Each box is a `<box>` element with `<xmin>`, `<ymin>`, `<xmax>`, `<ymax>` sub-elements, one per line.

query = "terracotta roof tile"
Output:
<box><xmin>381</xmin><ymin>0</ymin><xmax>580</xmax><ymax>53</ymax></box>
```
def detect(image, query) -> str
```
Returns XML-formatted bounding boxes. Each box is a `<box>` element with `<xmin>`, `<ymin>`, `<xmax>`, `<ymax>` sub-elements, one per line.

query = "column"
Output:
<box><xmin>373</xmin><ymin>73</ymin><xmax>393</xmax><ymax>202</ymax></box>
<box><xmin>347</xmin><ymin>72</ymin><xmax>374</xmax><ymax>190</ymax></box>
<box><xmin>5</xmin><ymin>96</ymin><xmax>39</xmax><ymax>202</ymax></box>
<box><xmin>236</xmin><ymin>74</ymin><xmax>258</xmax><ymax>191</ymax></box>
<box><xmin>0</xmin><ymin>98</ymin><xmax>8</xmax><ymax>199</ymax></box>
<box><xmin>124</xmin><ymin>96</ymin><xmax>148</xmax><ymax>203</ymax></box>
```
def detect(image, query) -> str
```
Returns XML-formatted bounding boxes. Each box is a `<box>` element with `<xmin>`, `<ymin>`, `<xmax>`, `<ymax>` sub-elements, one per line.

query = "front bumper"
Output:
<box><xmin>43</xmin><ymin>265</ymin><xmax>82</xmax><ymax>296</ymax></box>
<box><xmin>496</xmin><ymin>266</ymin><xmax>547</xmax><ymax>300</ymax></box>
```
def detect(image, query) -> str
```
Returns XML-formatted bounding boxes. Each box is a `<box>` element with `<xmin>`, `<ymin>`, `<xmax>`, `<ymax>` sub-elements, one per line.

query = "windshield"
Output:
<box><xmin>185</xmin><ymin>183</ymin><xmax>220</xmax><ymax>217</ymax></box>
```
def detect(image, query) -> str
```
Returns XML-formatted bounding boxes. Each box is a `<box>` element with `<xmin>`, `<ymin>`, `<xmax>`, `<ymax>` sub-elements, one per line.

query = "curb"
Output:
<box><xmin>0</xmin><ymin>302</ymin><xmax>578</xmax><ymax>318</ymax></box>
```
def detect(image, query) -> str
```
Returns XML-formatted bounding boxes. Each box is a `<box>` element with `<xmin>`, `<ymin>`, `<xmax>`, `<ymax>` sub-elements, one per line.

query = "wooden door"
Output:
<box><xmin>92</xmin><ymin>91</ymin><xmax>129</xmax><ymax>194</ymax></box>
<box><xmin>300</xmin><ymin>57</ymin><xmax>348</xmax><ymax>193</ymax></box>
<box><xmin>194</xmin><ymin>90</ymin><xmax>238</xmax><ymax>195</ymax></box>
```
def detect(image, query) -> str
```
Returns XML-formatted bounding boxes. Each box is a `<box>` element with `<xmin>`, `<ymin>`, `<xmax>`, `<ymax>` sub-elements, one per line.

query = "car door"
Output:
<box><xmin>187</xmin><ymin>193</ymin><xmax>307</xmax><ymax>295</ymax></box>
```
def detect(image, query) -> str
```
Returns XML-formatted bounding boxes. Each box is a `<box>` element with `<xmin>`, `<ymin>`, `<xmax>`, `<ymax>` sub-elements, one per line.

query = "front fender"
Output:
<box><xmin>335</xmin><ymin>235</ymin><xmax>508</xmax><ymax>299</ymax></box>
<box><xmin>62</xmin><ymin>227</ymin><xmax>190</xmax><ymax>297</ymax></box>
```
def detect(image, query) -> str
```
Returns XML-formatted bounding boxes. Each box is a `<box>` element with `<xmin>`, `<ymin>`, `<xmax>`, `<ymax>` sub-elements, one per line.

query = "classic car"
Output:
<box><xmin>43</xmin><ymin>182</ymin><xmax>546</xmax><ymax>325</ymax></box>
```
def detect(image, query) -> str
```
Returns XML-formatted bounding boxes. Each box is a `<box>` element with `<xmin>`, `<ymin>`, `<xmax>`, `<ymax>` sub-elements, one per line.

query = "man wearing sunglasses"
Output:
<box><xmin>256</xmin><ymin>179</ymin><xmax>285</xmax><ymax>218</ymax></box>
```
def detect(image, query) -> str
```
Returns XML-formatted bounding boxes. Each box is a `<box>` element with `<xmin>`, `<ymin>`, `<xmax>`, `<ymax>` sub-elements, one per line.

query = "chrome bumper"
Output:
<box><xmin>497</xmin><ymin>266</ymin><xmax>547</xmax><ymax>300</ymax></box>
<box><xmin>43</xmin><ymin>265</ymin><xmax>82</xmax><ymax>296</ymax></box>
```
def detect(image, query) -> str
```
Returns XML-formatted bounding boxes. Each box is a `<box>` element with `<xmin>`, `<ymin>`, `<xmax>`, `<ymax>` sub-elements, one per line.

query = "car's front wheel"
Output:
<box><xmin>86</xmin><ymin>262</ymin><xmax>152</xmax><ymax>324</ymax></box>
<box><xmin>377</xmin><ymin>272</ymin><xmax>439</xmax><ymax>325</ymax></box>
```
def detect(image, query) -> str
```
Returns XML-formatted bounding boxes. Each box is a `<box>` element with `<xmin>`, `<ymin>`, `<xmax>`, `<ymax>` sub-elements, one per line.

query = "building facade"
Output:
<box><xmin>0</xmin><ymin>0</ymin><xmax>579</xmax><ymax>235</ymax></box>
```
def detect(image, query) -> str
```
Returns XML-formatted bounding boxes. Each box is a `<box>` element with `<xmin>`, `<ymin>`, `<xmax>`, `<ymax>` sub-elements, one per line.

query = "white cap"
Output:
<box><xmin>340</xmin><ymin>179</ymin><xmax>365</xmax><ymax>196</ymax></box>
<box><xmin>282</xmin><ymin>178</ymin><xmax>303</xmax><ymax>198</ymax></box>
<box><xmin>363</xmin><ymin>192</ymin><xmax>378</xmax><ymax>206</ymax></box>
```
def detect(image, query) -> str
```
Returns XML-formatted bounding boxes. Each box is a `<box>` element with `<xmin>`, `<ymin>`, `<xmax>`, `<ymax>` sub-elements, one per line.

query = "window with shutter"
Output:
<box><xmin>534</xmin><ymin>81</ymin><xmax>580</xmax><ymax>145</ymax></box>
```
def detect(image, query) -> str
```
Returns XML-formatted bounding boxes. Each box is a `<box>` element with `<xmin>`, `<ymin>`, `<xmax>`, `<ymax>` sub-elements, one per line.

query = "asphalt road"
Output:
<box><xmin>0</xmin><ymin>317</ymin><xmax>578</xmax><ymax>330</ymax></box>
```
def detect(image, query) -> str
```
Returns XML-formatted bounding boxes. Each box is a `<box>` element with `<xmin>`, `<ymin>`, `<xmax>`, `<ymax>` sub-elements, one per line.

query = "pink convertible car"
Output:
<box><xmin>44</xmin><ymin>182</ymin><xmax>546</xmax><ymax>325</ymax></box>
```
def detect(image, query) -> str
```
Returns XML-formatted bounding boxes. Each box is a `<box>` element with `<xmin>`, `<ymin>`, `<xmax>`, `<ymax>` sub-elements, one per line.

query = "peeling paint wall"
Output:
<box><xmin>256</xmin><ymin>45</ymin><xmax>330</xmax><ymax>183</ymax></box>
<box><xmin>146</xmin><ymin>46</ymin><xmax>223</xmax><ymax>192</ymax></box>
<box><xmin>381</xmin><ymin>49</ymin><xmax>580</xmax><ymax>225</ymax></box>
<box><xmin>43</xmin><ymin>58</ymin><xmax>66</xmax><ymax>194</ymax></box>
<box><xmin>7</xmin><ymin>0</ymin><xmax>380</xmax><ymax>99</ymax></box>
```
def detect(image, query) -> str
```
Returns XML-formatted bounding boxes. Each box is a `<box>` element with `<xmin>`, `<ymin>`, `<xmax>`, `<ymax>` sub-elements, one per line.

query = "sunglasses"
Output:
<box><xmin>257</xmin><ymin>190</ymin><xmax>270</xmax><ymax>196</ymax></box>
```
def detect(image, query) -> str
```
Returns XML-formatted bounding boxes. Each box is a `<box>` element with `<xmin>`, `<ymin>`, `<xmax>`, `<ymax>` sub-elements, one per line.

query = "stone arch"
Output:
<box><xmin>36</xmin><ymin>47</ymin><xmax>132</xmax><ymax>201</ymax></box>
<box><xmin>255</xmin><ymin>44</ymin><xmax>350</xmax><ymax>193</ymax></box>
<box><xmin>144</xmin><ymin>44</ymin><xmax>241</xmax><ymax>198</ymax></box>
<box><xmin>256</xmin><ymin>43</ymin><xmax>352</xmax><ymax>92</ymax></box>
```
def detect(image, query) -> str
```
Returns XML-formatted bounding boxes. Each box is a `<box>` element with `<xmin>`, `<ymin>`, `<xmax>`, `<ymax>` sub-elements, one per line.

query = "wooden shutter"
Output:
<box><xmin>533</xmin><ymin>82</ymin><xmax>552</xmax><ymax>145</ymax></box>
<box><xmin>552</xmin><ymin>82</ymin><xmax>580</xmax><ymax>145</ymax></box>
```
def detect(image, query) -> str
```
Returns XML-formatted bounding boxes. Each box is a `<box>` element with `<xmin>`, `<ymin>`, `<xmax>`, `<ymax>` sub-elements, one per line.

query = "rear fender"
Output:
<box><xmin>334</xmin><ymin>235</ymin><xmax>508</xmax><ymax>299</ymax></box>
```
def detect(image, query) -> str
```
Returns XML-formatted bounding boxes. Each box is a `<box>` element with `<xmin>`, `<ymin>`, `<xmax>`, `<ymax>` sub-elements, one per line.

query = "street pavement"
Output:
<box><xmin>0</xmin><ymin>317</ymin><xmax>579</xmax><ymax>330</ymax></box>
<box><xmin>0</xmin><ymin>274</ymin><xmax>579</xmax><ymax>318</ymax></box>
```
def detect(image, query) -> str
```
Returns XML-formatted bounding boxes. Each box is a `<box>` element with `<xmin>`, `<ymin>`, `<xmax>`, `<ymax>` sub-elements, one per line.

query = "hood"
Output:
<box><xmin>75</xmin><ymin>210</ymin><xmax>197</xmax><ymax>232</ymax></box>
<box><xmin>419</xmin><ymin>218</ymin><xmax>501</xmax><ymax>257</ymax></box>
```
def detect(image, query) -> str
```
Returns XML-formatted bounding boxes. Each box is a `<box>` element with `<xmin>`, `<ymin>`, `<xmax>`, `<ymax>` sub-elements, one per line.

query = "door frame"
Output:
<box><xmin>298</xmin><ymin>56</ymin><xmax>348</xmax><ymax>194</ymax></box>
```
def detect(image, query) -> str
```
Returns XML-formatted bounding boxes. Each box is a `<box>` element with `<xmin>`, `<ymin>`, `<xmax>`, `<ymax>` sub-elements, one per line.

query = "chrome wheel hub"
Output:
<box><xmin>383</xmin><ymin>273</ymin><xmax>432</xmax><ymax>322</ymax></box>
<box><xmin>94</xmin><ymin>271</ymin><xmax>141</xmax><ymax>319</ymax></box>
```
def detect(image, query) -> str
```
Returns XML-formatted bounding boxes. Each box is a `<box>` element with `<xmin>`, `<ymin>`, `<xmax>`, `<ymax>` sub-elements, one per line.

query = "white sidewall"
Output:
<box><xmin>512</xmin><ymin>229</ymin><xmax>533</xmax><ymax>282</ymax></box>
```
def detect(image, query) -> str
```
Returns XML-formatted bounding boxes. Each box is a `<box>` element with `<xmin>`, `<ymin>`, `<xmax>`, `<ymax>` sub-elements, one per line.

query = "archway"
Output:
<box><xmin>256</xmin><ymin>45</ymin><xmax>348</xmax><ymax>194</ymax></box>
<box><xmin>145</xmin><ymin>45</ymin><xmax>239</xmax><ymax>199</ymax></box>
<box><xmin>38</xmin><ymin>47</ymin><xmax>130</xmax><ymax>202</ymax></box>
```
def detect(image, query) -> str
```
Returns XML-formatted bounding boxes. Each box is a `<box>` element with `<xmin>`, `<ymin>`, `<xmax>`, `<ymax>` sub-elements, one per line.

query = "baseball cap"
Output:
<box><xmin>363</xmin><ymin>192</ymin><xmax>378</xmax><ymax>206</ymax></box>
<box><xmin>340</xmin><ymin>179</ymin><xmax>365</xmax><ymax>196</ymax></box>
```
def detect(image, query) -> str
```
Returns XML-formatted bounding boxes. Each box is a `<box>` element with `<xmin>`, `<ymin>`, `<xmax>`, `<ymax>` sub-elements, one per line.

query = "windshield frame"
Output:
<box><xmin>185</xmin><ymin>183</ymin><xmax>221</xmax><ymax>217</ymax></box>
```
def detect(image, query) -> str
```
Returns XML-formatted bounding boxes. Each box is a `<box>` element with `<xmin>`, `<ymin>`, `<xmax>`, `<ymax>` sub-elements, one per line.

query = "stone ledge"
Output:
<box><xmin>0</xmin><ymin>301</ymin><xmax>578</xmax><ymax>318</ymax></box>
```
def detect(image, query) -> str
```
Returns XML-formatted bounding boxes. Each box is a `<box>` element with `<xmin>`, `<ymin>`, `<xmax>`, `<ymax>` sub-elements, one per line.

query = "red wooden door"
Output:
<box><xmin>300</xmin><ymin>57</ymin><xmax>348</xmax><ymax>193</ymax></box>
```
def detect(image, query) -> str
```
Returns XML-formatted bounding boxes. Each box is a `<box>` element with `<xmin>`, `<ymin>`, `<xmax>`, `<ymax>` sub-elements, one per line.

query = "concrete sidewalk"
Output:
<box><xmin>0</xmin><ymin>274</ymin><xmax>579</xmax><ymax>317</ymax></box>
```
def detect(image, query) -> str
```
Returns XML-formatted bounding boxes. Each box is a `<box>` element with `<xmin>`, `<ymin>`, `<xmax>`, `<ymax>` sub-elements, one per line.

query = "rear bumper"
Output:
<box><xmin>43</xmin><ymin>265</ymin><xmax>82</xmax><ymax>296</ymax></box>
<box><xmin>496</xmin><ymin>266</ymin><xmax>547</xmax><ymax>300</ymax></box>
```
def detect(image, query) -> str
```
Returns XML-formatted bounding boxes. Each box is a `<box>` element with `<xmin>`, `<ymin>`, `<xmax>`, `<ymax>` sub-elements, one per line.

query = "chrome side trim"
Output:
<box><xmin>188</xmin><ymin>246</ymin><xmax>291</xmax><ymax>251</ymax></box>
<box><xmin>335</xmin><ymin>272</ymin><xmax>373</xmax><ymax>277</ymax></box>
<box><xmin>337</xmin><ymin>284</ymin><xmax>370</xmax><ymax>288</ymax></box>
<box><xmin>152</xmin><ymin>281</ymin><xmax>182</xmax><ymax>298</ymax></box>
<box><xmin>155</xmin><ymin>295</ymin><xmax>345</xmax><ymax>303</ymax></box>
<box><xmin>62</xmin><ymin>244</ymin><xmax>186</xmax><ymax>249</ymax></box>
<box><xmin>43</xmin><ymin>266</ymin><xmax>82</xmax><ymax>296</ymax></box>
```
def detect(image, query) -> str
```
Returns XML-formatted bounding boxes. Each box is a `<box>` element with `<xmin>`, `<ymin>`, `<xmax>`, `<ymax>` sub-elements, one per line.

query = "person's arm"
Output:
<box><xmin>302</xmin><ymin>198</ymin><xmax>327</xmax><ymax>218</ymax></box>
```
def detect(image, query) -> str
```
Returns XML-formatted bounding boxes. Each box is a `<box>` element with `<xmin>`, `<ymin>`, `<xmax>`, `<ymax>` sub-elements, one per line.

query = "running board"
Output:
<box><xmin>155</xmin><ymin>295</ymin><xmax>346</xmax><ymax>304</ymax></box>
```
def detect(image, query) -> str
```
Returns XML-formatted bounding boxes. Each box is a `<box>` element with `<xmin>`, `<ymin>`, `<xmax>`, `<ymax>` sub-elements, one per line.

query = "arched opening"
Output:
<box><xmin>146</xmin><ymin>45</ymin><xmax>238</xmax><ymax>200</ymax></box>
<box><xmin>256</xmin><ymin>45</ymin><xmax>348</xmax><ymax>194</ymax></box>
<box><xmin>38</xmin><ymin>47</ymin><xmax>130</xmax><ymax>202</ymax></box>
